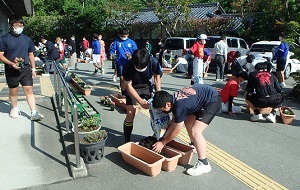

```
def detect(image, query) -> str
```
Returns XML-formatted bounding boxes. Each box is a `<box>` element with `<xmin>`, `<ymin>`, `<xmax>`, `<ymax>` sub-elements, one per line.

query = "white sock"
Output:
<box><xmin>12</xmin><ymin>107</ymin><xmax>19</xmax><ymax>110</ymax></box>
<box><xmin>31</xmin><ymin>110</ymin><xmax>37</xmax><ymax>115</ymax></box>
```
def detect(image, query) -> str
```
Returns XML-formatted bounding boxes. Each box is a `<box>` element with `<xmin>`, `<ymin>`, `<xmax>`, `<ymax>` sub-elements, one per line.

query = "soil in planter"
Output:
<box><xmin>139</xmin><ymin>136</ymin><xmax>170</xmax><ymax>158</ymax></box>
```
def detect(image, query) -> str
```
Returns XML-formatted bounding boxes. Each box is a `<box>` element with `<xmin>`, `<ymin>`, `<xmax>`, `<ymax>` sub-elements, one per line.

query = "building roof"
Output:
<box><xmin>132</xmin><ymin>2</ymin><xmax>227</xmax><ymax>24</ymax></box>
<box><xmin>0</xmin><ymin>0</ymin><xmax>33</xmax><ymax>16</ymax></box>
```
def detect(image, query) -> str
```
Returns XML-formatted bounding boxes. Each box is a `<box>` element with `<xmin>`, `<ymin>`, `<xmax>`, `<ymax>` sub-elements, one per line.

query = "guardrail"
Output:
<box><xmin>53</xmin><ymin>64</ymin><xmax>82</xmax><ymax>168</ymax></box>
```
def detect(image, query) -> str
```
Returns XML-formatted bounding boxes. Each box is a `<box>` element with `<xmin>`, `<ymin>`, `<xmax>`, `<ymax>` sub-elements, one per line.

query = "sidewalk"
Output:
<box><xmin>0</xmin><ymin>60</ymin><xmax>299</xmax><ymax>190</ymax></box>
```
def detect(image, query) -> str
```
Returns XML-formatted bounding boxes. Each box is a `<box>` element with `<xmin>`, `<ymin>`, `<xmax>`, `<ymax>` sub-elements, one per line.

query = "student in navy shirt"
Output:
<box><xmin>122</xmin><ymin>48</ymin><xmax>162</xmax><ymax>143</ymax></box>
<box><xmin>273</xmin><ymin>32</ymin><xmax>289</xmax><ymax>87</ymax></box>
<box><xmin>0</xmin><ymin>15</ymin><xmax>44</xmax><ymax>121</ymax></box>
<box><xmin>152</xmin><ymin>85</ymin><xmax>221</xmax><ymax>176</ymax></box>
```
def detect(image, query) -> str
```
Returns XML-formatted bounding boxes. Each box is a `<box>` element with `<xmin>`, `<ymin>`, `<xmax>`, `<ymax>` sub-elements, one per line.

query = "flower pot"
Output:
<box><xmin>118</xmin><ymin>142</ymin><xmax>165</xmax><ymax>177</ymax></box>
<box><xmin>110</xmin><ymin>93</ymin><xmax>126</xmax><ymax>110</ymax></box>
<box><xmin>166</xmin><ymin>140</ymin><xmax>194</xmax><ymax>165</ymax></box>
<box><xmin>279</xmin><ymin>106</ymin><xmax>295</xmax><ymax>125</ymax></box>
<box><xmin>79</xmin><ymin>136</ymin><xmax>107</xmax><ymax>164</ymax></box>
<box><xmin>72</xmin><ymin>124</ymin><xmax>101</xmax><ymax>139</ymax></box>
<box><xmin>161</xmin><ymin>146</ymin><xmax>182</xmax><ymax>172</ymax></box>
<box><xmin>71</xmin><ymin>77</ymin><xmax>92</xmax><ymax>96</ymax></box>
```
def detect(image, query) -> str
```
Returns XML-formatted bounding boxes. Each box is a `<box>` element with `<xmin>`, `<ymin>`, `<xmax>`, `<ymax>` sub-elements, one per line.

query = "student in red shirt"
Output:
<box><xmin>220</xmin><ymin>71</ymin><xmax>248</xmax><ymax>116</ymax></box>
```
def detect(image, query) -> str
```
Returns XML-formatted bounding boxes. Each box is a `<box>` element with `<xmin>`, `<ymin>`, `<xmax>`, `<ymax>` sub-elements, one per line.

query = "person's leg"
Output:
<box><xmin>184</xmin><ymin>115</ymin><xmax>196</xmax><ymax>145</ymax></box>
<box><xmin>215</xmin><ymin>56</ymin><xmax>221</xmax><ymax>80</ymax></box>
<box><xmin>22</xmin><ymin>86</ymin><xmax>36</xmax><ymax>110</ymax></box>
<box><xmin>123</xmin><ymin>105</ymin><xmax>139</xmax><ymax>143</ymax></box>
<box><xmin>221</xmin><ymin>61</ymin><xmax>225</xmax><ymax>80</ymax></box>
<box><xmin>9</xmin><ymin>87</ymin><xmax>19</xmax><ymax>109</ymax></box>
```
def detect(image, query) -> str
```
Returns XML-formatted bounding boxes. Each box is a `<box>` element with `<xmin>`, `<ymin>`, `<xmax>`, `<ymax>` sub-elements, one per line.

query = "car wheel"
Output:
<box><xmin>284</xmin><ymin>64</ymin><xmax>291</xmax><ymax>79</ymax></box>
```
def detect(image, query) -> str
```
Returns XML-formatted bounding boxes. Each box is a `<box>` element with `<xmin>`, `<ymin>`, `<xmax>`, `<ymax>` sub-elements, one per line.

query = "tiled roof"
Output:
<box><xmin>131</xmin><ymin>2</ymin><xmax>226</xmax><ymax>24</ymax></box>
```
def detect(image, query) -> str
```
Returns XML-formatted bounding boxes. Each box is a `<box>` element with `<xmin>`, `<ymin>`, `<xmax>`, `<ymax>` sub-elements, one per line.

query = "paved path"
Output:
<box><xmin>0</xmin><ymin>60</ymin><xmax>299</xmax><ymax>190</ymax></box>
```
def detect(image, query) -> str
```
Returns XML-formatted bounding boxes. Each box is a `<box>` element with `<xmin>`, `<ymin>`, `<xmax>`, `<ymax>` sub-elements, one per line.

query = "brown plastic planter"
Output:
<box><xmin>280</xmin><ymin>106</ymin><xmax>295</xmax><ymax>125</ymax></box>
<box><xmin>118</xmin><ymin>142</ymin><xmax>165</xmax><ymax>177</ymax></box>
<box><xmin>161</xmin><ymin>147</ymin><xmax>182</xmax><ymax>172</ymax></box>
<box><xmin>166</xmin><ymin>140</ymin><xmax>194</xmax><ymax>165</ymax></box>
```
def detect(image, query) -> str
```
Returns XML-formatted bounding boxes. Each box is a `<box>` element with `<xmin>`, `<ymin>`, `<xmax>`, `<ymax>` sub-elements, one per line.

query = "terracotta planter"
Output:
<box><xmin>280</xmin><ymin>107</ymin><xmax>295</xmax><ymax>125</ymax></box>
<box><xmin>166</xmin><ymin>140</ymin><xmax>194</xmax><ymax>165</ymax></box>
<box><xmin>71</xmin><ymin>77</ymin><xmax>92</xmax><ymax>96</ymax></box>
<box><xmin>118</xmin><ymin>142</ymin><xmax>165</xmax><ymax>177</ymax></box>
<box><xmin>110</xmin><ymin>93</ymin><xmax>126</xmax><ymax>110</ymax></box>
<box><xmin>162</xmin><ymin>68</ymin><xmax>172</xmax><ymax>74</ymax></box>
<box><xmin>161</xmin><ymin>147</ymin><xmax>182</xmax><ymax>172</ymax></box>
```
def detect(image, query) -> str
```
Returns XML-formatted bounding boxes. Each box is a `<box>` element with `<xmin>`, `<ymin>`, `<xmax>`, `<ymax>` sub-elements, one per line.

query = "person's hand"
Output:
<box><xmin>139</xmin><ymin>99</ymin><xmax>150</xmax><ymax>109</ymax></box>
<box><xmin>32</xmin><ymin>70</ymin><xmax>37</xmax><ymax>79</ymax></box>
<box><xmin>228</xmin><ymin>112</ymin><xmax>236</xmax><ymax>117</ymax></box>
<box><xmin>152</xmin><ymin>141</ymin><xmax>165</xmax><ymax>153</ymax></box>
<box><xmin>169</xmin><ymin>68</ymin><xmax>173</xmax><ymax>74</ymax></box>
<box><xmin>110</xmin><ymin>55</ymin><xmax>113</xmax><ymax>60</ymax></box>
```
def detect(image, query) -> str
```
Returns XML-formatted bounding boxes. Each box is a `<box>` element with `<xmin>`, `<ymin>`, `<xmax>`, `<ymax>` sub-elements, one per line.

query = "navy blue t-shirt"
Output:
<box><xmin>0</xmin><ymin>32</ymin><xmax>35</xmax><ymax>75</ymax></box>
<box><xmin>45</xmin><ymin>40</ymin><xmax>59</xmax><ymax>60</ymax></box>
<box><xmin>123</xmin><ymin>57</ymin><xmax>162</xmax><ymax>88</ymax></box>
<box><xmin>172</xmin><ymin>84</ymin><xmax>219</xmax><ymax>123</ymax></box>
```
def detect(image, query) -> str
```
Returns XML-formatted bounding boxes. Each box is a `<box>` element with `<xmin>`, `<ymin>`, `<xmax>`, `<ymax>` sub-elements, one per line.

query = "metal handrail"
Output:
<box><xmin>53</xmin><ymin>63</ymin><xmax>81</xmax><ymax>168</ymax></box>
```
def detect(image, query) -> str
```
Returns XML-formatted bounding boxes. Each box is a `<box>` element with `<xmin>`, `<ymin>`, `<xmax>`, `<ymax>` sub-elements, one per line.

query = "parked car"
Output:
<box><xmin>248</xmin><ymin>41</ymin><xmax>300</xmax><ymax>79</ymax></box>
<box><xmin>164</xmin><ymin>37</ymin><xmax>196</xmax><ymax>58</ymax></box>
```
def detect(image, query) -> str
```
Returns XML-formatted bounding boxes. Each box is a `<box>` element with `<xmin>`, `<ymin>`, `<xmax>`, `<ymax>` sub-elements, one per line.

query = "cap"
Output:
<box><xmin>197</xmin><ymin>34</ymin><xmax>207</xmax><ymax>40</ymax></box>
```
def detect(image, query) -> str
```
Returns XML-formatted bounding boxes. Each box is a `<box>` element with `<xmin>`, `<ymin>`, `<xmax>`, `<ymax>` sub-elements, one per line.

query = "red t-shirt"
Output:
<box><xmin>189</xmin><ymin>42</ymin><xmax>204</xmax><ymax>58</ymax></box>
<box><xmin>227</xmin><ymin>50</ymin><xmax>237</xmax><ymax>63</ymax></box>
<box><xmin>220</xmin><ymin>80</ymin><xmax>239</xmax><ymax>103</ymax></box>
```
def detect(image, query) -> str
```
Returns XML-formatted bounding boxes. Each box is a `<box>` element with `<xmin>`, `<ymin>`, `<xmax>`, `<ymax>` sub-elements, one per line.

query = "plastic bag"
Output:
<box><xmin>148</xmin><ymin>99</ymin><xmax>171</xmax><ymax>140</ymax></box>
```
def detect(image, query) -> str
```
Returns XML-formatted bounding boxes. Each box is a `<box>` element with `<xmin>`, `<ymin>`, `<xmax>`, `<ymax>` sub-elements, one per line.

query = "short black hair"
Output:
<box><xmin>9</xmin><ymin>15</ymin><xmax>24</xmax><ymax>26</ymax></box>
<box><xmin>119</xmin><ymin>27</ymin><xmax>129</xmax><ymax>35</ymax></box>
<box><xmin>220</xmin><ymin>35</ymin><xmax>226</xmax><ymax>40</ymax></box>
<box><xmin>246</xmin><ymin>55</ymin><xmax>255</xmax><ymax>63</ymax></box>
<box><xmin>152</xmin><ymin>91</ymin><xmax>172</xmax><ymax>109</ymax></box>
<box><xmin>93</xmin><ymin>33</ymin><xmax>99</xmax><ymax>40</ymax></box>
<box><xmin>254</xmin><ymin>62</ymin><xmax>268</xmax><ymax>70</ymax></box>
<box><xmin>174</xmin><ymin>55</ymin><xmax>178</xmax><ymax>59</ymax></box>
<box><xmin>236</xmin><ymin>71</ymin><xmax>248</xmax><ymax>80</ymax></box>
<box><xmin>234</xmin><ymin>51</ymin><xmax>241</xmax><ymax>58</ymax></box>
<box><xmin>132</xmin><ymin>48</ymin><xmax>150</xmax><ymax>69</ymax></box>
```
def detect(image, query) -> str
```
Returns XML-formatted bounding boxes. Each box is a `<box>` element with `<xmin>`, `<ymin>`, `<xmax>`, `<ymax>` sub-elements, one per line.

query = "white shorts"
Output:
<box><xmin>93</xmin><ymin>54</ymin><xmax>101</xmax><ymax>63</ymax></box>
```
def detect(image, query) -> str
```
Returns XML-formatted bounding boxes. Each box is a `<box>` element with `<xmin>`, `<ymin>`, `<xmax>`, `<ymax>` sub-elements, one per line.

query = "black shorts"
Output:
<box><xmin>246</xmin><ymin>93</ymin><xmax>283</xmax><ymax>108</ymax></box>
<box><xmin>6</xmin><ymin>65</ymin><xmax>33</xmax><ymax>88</ymax></box>
<box><xmin>125</xmin><ymin>85</ymin><xmax>152</xmax><ymax>105</ymax></box>
<box><xmin>276</xmin><ymin>58</ymin><xmax>287</xmax><ymax>71</ymax></box>
<box><xmin>192</xmin><ymin>95</ymin><xmax>221</xmax><ymax>125</ymax></box>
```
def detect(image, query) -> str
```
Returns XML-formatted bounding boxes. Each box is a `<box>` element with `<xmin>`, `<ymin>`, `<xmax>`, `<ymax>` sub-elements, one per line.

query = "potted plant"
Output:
<box><xmin>110</xmin><ymin>102</ymin><xmax>115</xmax><ymax>111</ymax></box>
<box><xmin>71</xmin><ymin>75</ymin><xmax>92</xmax><ymax>96</ymax></box>
<box><xmin>280</xmin><ymin>106</ymin><xmax>295</xmax><ymax>125</ymax></box>
<box><xmin>79</xmin><ymin>130</ymin><xmax>108</xmax><ymax>164</ymax></box>
<box><xmin>75</xmin><ymin>116</ymin><xmax>101</xmax><ymax>139</ymax></box>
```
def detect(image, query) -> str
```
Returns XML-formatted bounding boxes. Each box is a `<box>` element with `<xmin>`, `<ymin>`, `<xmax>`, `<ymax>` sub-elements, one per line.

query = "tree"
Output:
<box><xmin>145</xmin><ymin>0</ymin><xmax>190</xmax><ymax>37</ymax></box>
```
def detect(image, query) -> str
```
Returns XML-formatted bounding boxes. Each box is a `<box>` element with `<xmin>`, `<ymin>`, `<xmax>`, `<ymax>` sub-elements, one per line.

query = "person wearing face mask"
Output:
<box><xmin>122</xmin><ymin>48</ymin><xmax>162</xmax><ymax>143</ymax></box>
<box><xmin>68</xmin><ymin>35</ymin><xmax>77</xmax><ymax>68</ymax></box>
<box><xmin>0</xmin><ymin>14</ymin><xmax>44</xmax><ymax>121</ymax></box>
<box><xmin>220</xmin><ymin>71</ymin><xmax>248</xmax><ymax>116</ymax></box>
<box><xmin>151</xmin><ymin>84</ymin><xmax>221</xmax><ymax>176</ymax></box>
<box><xmin>214</xmin><ymin>35</ymin><xmax>228</xmax><ymax>81</ymax></box>
<box><xmin>188</xmin><ymin>34</ymin><xmax>208</xmax><ymax>85</ymax></box>
<box><xmin>272</xmin><ymin>32</ymin><xmax>289</xmax><ymax>88</ymax></box>
<box><xmin>109</xmin><ymin>27</ymin><xmax>138</xmax><ymax>95</ymax></box>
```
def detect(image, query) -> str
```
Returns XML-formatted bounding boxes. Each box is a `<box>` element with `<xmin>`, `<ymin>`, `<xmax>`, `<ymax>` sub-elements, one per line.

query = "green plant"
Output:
<box><xmin>80</xmin><ymin>130</ymin><xmax>107</xmax><ymax>144</ymax></box>
<box><xmin>282</xmin><ymin>107</ymin><xmax>294</xmax><ymax>115</ymax></box>
<box><xmin>78</xmin><ymin>116</ymin><xmax>101</xmax><ymax>132</ymax></box>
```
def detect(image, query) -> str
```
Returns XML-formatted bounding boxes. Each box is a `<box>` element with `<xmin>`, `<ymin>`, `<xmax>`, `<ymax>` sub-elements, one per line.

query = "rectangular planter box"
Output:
<box><xmin>280</xmin><ymin>106</ymin><xmax>295</xmax><ymax>125</ymax></box>
<box><xmin>166</xmin><ymin>140</ymin><xmax>194</xmax><ymax>165</ymax></box>
<box><xmin>71</xmin><ymin>77</ymin><xmax>92</xmax><ymax>96</ymax></box>
<box><xmin>110</xmin><ymin>93</ymin><xmax>126</xmax><ymax>110</ymax></box>
<box><xmin>162</xmin><ymin>68</ymin><xmax>172</xmax><ymax>74</ymax></box>
<box><xmin>161</xmin><ymin>146</ymin><xmax>182</xmax><ymax>172</ymax></box>
<box><xmin>118</xmin><ymin>142</ymin><xmax>165</xmax><ymax>177</ymax></box>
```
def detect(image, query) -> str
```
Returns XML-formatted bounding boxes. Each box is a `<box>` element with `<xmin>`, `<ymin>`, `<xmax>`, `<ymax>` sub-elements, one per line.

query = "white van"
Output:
<box><xmin>164</xmin><ymin>37</ymin><xmax>196</xmax><ymax>58</ymax></box>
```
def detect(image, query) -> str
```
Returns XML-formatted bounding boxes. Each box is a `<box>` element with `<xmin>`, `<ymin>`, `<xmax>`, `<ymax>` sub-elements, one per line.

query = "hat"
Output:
<box><xmin>197</xmin><ymin>34</ymin><xmax>207</xmax><ymax>40</ymax></box>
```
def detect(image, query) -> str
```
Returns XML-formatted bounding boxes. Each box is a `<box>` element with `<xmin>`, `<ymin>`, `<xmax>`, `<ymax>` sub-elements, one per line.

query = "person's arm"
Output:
<box><xmin>29</xmin><ymin>52</ymin><xmax>36</xmax><ymax>78</ymax></box>
<box><xmin>152</xmin><ymin>121</ymin><xmax>183</xmax><ymax>153</ymax></box>
<box><xmin>0</xmin><ymin>52</ymin><xmax>17</xmax><ymax>68</ymax></box>
<box><xmin>153</xmin><ymin>74</ymin><xmax>161</xmax><ymax>92</ymax></box>
<box><xmin>227</xmin><ymin>96</ymin><xmax>236</xmax><ymax>117</ymax></box>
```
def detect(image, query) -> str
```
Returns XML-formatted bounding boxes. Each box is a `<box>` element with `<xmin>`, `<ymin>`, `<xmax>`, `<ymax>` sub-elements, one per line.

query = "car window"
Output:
<box><xmin>165</xmin><ymin>39</ymin><xmax>184</xmax><ymax>50</ymax></box>
<box><xmin>250</xmin><ymin>44</ymin><xmax>278</xmax><ymax>52</ymax></box>
<box><xmin>240</xmin><ymin>40</ymin><xmax>248</xmax><ymax>49</ymax></box>
<box><xmin>206</xmin><ymin>38</ymin><xmax>219</xmax><ymax>48</ymax></box>
<box><xmin>229</xmin><ymin>39</ymin><xmax>238</xmax><ymax>48</ymax></box>
<box><xmin>187</xmin><ymin>39</ymin><xmax>196</xmax><ymax>48</ymax></box>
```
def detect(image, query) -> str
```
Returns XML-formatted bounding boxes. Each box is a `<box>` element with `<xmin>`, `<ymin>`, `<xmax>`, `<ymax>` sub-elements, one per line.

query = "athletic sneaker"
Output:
<box><xmin>31</xmin><ymin>112</ymin><xmax>44</xmax><ymax>121</ymax></box>
<box><xmin>112</xmin><ymin>74</ymin><xmax>117</xmax><ymax>82</ymax></box>
<box><xmin>280</xmin><ymin>82</ymin><xmax>286</xmax><ymax>88</ymax></box>
<box><xmin>10</xmin><ymin>108</ymin><xmax>21</xmax><ymax>118</ymax></box>
<box><xmin>266</xmin><ymin>113</ymin><xmax>276</xmax><ymax>123</ymax></box>
<box><xmin>101</xmin><ymin>69</ymin><xmax>105</xmax><ymax>75</ymax></box>
<box><xmin>250</xmin><ymin>114</ymin><xmax>264</xmax><ymax>122</ymax></box>
<box><xmin>186</xmin><ymin>160</ymin><xmax>212</xmax><ymax>176</ymax></box>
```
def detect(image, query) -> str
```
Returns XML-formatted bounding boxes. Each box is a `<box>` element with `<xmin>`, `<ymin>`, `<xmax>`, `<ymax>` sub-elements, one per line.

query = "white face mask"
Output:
<box><xmin>135</xmin><ymin>66</ymin><xmax>147</xmax><ymax>72</ymax></box>
<box><xmin>120</xmin><ymin>37</ymin><xmax>128</xmax><ymax>41</ymax></box>
<box><xmin>13</xmin><ymin>27</ymin><xmax>23</xmax><ymax>35</ymax></box>
<box><xmin>279</xmin><ymin>37</ymin><xmax>282</xmax><ymax>41</ymax></box>
<box><xmin>202</xmin><ymin>40</ymin><xmax>206</xmax><ymax>44</ymax></box>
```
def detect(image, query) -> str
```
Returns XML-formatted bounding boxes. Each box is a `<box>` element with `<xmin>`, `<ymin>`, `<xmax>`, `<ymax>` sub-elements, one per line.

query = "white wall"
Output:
<box><xmin>0</xmin><ymin>11</ymin><xmax>9</xmax><ymax>36</ymax></box>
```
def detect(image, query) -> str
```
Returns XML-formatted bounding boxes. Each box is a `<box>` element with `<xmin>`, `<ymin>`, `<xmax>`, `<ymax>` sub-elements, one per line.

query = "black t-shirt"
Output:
<box><xmin>172</xmin><ymin>84</ymin><xmax>219</xmax><ymax>123</ymax></box>
<box><xmin>0</xmin><ymin>32</ymin><xmax>35</xmax><ymax>75</ymax></box>
<box><xmin>123</xmin><ymin>57</ymin><xmax>162</xmax><ymax>88</ymax></box>
<box><xmin>45</xmin><ymin>40</ymin><xmax>59</xmax><ymax>60</ymax></box>
<box><xmin>245</xmin><ymin>71</ymin><xmax>281</xmax><ymax>96</ymax></box>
